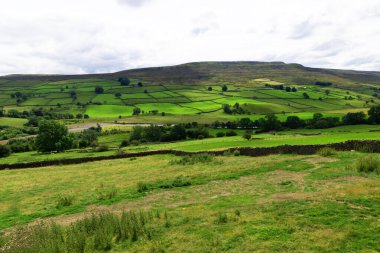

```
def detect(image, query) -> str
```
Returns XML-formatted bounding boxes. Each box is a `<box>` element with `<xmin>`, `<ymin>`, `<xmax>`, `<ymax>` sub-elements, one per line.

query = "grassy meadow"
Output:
<box><xmin>1</xmin><ymin>151</ymin><xmax>379</xmax><ymax>252</ymax></box>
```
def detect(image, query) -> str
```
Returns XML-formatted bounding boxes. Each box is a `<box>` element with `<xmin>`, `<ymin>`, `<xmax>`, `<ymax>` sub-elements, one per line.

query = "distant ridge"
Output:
<box><xmin>1</xmin><ymin>61</ymin><xmax>380</xmax><ymax>87</ymax></box>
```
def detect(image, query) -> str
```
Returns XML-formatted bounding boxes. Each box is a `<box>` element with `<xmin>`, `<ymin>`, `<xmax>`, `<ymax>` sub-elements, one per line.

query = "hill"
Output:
<box><xmin>0</xmin><ymin>61</ymin><xmax>379</xmax><ymax>121</ymax></box>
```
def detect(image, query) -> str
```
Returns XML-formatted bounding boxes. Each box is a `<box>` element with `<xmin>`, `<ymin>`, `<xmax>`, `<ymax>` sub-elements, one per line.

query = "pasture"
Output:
<box><xmin>0</xmin><ymin>76</ymin><xmax>378</xmax><ymax>123</ymax></box>
<box><xmin>0</xmin><ymin>151</ymin><xmax>379</xmax><ymax>252</ymax></box>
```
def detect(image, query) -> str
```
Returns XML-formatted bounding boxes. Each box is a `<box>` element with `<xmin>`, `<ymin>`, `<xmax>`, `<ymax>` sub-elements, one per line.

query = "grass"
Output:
<box><xmin>0</xmin><ymin>151</ymin><xmax>379</xmax><ymax>252</ymax></box>
<box><xmin>0</xmin><ymin>118</ymin><xmax>27</xmax><ymax>128</ymax></box>
<box><xmin>85</xmin><ymin>105</ymin><xmax>135</xmax><ymax>118</ymax></box>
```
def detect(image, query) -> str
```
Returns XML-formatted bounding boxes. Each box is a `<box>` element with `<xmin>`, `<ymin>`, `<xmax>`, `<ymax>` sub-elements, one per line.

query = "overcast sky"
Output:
<box><xmin>1</xmin><ymin>0</ymin><xmax>380</xmax><ymax>75</ymax></box>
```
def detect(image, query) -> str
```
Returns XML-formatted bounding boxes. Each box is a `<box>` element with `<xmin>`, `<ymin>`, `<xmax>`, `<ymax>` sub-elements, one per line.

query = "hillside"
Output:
<box><xmin>0</xmin><ymin>61</ymin><xmax>379</xmax><ymax>122</ymax></box>
<box><xmin>2</xmin><ymin>61</ymin><xmax>380</xmax><ymax>87</ymax></box>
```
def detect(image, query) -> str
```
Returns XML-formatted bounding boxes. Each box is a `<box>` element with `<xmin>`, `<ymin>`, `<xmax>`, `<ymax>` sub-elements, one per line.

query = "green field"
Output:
<box><xmin>1</xmin><ymin>62</ymin><xmax>379</xmax><ymax>122</ymax></box>
<box><xmin>1</xmin><ymin>151</ymin><xmax>379</xmax><ymax>252</ymax></box>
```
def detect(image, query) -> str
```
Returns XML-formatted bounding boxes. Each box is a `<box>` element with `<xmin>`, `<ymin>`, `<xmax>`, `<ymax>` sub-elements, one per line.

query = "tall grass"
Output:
<box><xmin>317</xmin><ymin>147</ymin><xmax>336</xmax><ymax>157</ymax></box>
<box><xmin>169</xmin><ymin>153</ymin><xmax>214</xmax><ymax>165</ymax></box>
<box><xmin>0</xmin><ymin>210</ymin><xmax>164</xmax><ymax>253</ymax></box>
<box><xmin>353</xmin><ymin>156</ymin><xmax>380</xmax><ymax>174</ymax></box>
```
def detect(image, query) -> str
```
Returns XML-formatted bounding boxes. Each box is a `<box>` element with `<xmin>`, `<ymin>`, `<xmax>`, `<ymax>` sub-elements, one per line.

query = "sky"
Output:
<box><xmin>0</xmin><ymin>0</ymin><xmax>380</xmax><ymax>75</ymax></box>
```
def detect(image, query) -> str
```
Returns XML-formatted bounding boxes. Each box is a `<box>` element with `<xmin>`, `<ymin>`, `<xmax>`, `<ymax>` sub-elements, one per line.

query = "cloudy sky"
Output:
<box><xmin>1</xmin><ymin>0</ymin><xmax>380</xmax><ymax>75</ymax></box>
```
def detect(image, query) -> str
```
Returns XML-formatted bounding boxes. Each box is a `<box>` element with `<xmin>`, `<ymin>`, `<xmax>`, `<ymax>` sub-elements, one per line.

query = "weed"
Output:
<box><xmin>96</xmin><ymin>184</ymin><xmax>118</xmax><ymax>200</ymax></box>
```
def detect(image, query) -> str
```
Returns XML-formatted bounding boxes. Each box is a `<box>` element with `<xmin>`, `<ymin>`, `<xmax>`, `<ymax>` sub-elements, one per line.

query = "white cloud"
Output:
<box><xmin>0</xmin><ymin>0</ymin><xmax>379</xmax><ymax>75</ymax></box>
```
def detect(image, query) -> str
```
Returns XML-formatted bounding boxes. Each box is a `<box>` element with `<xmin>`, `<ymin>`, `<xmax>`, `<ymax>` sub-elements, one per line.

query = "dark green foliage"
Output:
<box><xmin>258</xmin><ymin>114</ymin><xmax>282</xmax><ymax>132</ymax></box>
<box><xmin>8</xmin><ymin>139</ymin><xmax>35</xmax><ymax>153</ymax></box>
<box><xmin>368</xmin><ymin>106</ymin><xmax>380</xmax><ymax>124</ymax></box>
<box><xmin>118</xmin><ymin>77</ymin><xmax>130</xmax><ymax>86</ymax></box>
<box><xmin>315</xmin><ymin>81</ymin><xmax>332</xmax><ymax>86</ymax></box>
<box><xmin>96</xmin><ymin>144</ymin><xmax>109</xmax><ymax>152</ymax></box>
<box><xmin>303</xmin><ymin>92</ymin><xmax>310</xmax><ymax>99</ymax></box>
<box><xmin>95</xmin><ymin>86</ymin><xmax>104</xmax><ymax>94</ymax></box>
<box><xmin>207</xmin><ymin>86</ymin><xmax>212</xmax><ymax>91</ymax></box>
<box><xmin>242</xmin><ymin>130</ymin><xmax>252</xmax><ymax>140</ymax></box>
<box><xmin>222</xmin><ymin>85</ymin><xmax>228</xmax><ymax>92</ymax></box>
<box><xmin>78</xmin><ymin>129</ymin><xmax>99</xmax><ymax>148</ymax></box>
<box><xmin>0</xmin><ymin>144</ymin><xmax>11</xmax><ymax>158</ymax></box>
<box><xmin>216</xmin><ymin>132</ymin><xmax>225</xmax><ymax>137</ymax></box>
<box><xmin>35</xmin><ymin>121</ymin><xmax>74</xmax><ymax>152</ymax></box>
<box><xmin>120</xmin><ymin>139</ymin><xmax>130</xmax><ymax>147</ymax></box>
<box><xmin>225</xmin><ymin>130</ymin><xmax>237</xmax><ymax>136</ymax></box>
<box><xmin>133</xmin><ymin>107</ymin><xmax>141</xmax><ymax>116</ymax></box>
<box><xmin>284</xmin><ymin>116</ymin><xmax>305</xmax><ymax>129</ymax></box>
<box><xmin>342</xmin><ymin>112</ymin><xmax>366</xmax><ymax>125</ymax></box>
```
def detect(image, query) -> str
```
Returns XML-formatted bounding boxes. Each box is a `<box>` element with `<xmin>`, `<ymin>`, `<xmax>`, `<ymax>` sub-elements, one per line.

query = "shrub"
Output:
<box><xmin>317</xmin><ymin>147</ymin><xmax>336</xmax><ymax>157</ymax></box>
<box><xmin>216</xmin><ymin>132</ymin><xmax>225</xmax><ymax>137</ymax></box>
<box><xmin>120</xmin><ymin>139</ymin><xmax>130</xmax><ymax>147</ymax></box>
<box><xmin>225</xmin><ymin>130</ymin><xmax>237</xmax><ymax>136</ymax></box>
<box><xmin>0</xmin><ymin>144</ymin><xmax>11</xmax><ymax>158</ymax></box>
<box><xmin>96</xmin><ymin>144</ymin><xmax>109</xmax><ymax>152</ymax></box>
<box><xmin>353</xmin><ymin>156</ymin><xmax>380</xmax><ymax>174</ymax></box>
<box><xmin>158</xmin><ymin>175</ymin><xmax>192</xmax><ymax>189</ymax></box>
<box><xmin>56</xmin><ymin>194</ymin><xmax>74</xmax><ymax>208</ymax></box>
<box><xmin>354</xmin><ymin>143</ymin><xmax>374</xmax><ymax>153</ymax></box>
<box><xmin>233</xmin><ymin>150</ymin><xmax>240</xmax><ymax>156</ymax></box>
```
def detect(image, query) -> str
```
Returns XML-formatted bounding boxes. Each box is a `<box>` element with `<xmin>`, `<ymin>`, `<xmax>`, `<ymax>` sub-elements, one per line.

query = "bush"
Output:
<box><xmin>0</xmin><ymin>144</ymin><xmax>11</xmax><ymax>158</ymax></box>
<box><xmin>96</xmin><ymin>144</ymin><xmax>109</xmax><ymax>152</ymax></box>
<box><xmin>353</xmin><ymin>156</ymin><xmax>380</xmax><ymax>174</ymax></box>
<box><xmin>233</xmin><ymin>150</ymin><xmax>240</xmax><ymax>156</ymax></box>
<box><xmin>216</xmin><ymin>132</ymin><xmax>225</xmax><ymax>137</ymax></box>
<box><xmin>225</xmin><ymin>130</ymin><xmax>237</xmax><ymax>136</ymax></box>
<box><xmin>317</xmin><ymin>147</ymin><xmax>336</xmax><ymax>157</ymax></box>
<box><xmin>159</xmin><ymin>176</ymin><xmax>192</xmax><ymax>189</ymax></box>
<box><xmin>120</xmin><ymin>139</ymin><xmax>130</xmax><ymax>147</ymax></box>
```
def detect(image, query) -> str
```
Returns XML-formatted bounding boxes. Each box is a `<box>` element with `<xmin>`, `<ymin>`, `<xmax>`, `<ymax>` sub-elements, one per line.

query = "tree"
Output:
<box><xmin>242</xmin><ymin>130</ymin><xmax>252</xmax><ymax>140</ymax></box>
<box><xmin>291</xmin><ymin>87</ymin><xmax>297</xmax><ymax>92</ymax></box>
<box><xmin>303</xmin><ymin>92</ymin><xmax>310</xmax><ymax>99</ymax></box>
<box><xmin>342</xmin><ymin>112</ymin><xmax>366</xmax><ymax>125</ymax></box>
<box><xmin>137</xmin><ymin>82</ymin><xmax>143</xmax><ymax>87</ymax></box>
<box><xmin>208</xmin><ymin>86</ymin><xmax>212</xmax><ymax>91</ymax></box>
<box><xmin>259</xmin><ymin>114</ymin><xmax>282</xmax><ymax>132</ymax></box>
<box><xmin>133</xmin><ymin>107</ymin><xmax>141</xmax><ymax>116</ymax></box>
<box><xmin>284</xmin><ymin>116</ymin><xmax>305</xmax><ymax>129</ymax></box>
<box><xmin>35</xmin><ymin>121</ymin><xmax>74</xmax><ymax>152</ymax></box>
<box><xmin>0</xmin><ymin>144</ymin><xmax>11</xmax><ymax>158</ymax></box>
<box><xmin>70</xmin><ymin>91</ymin><xmax>77</xmax><ymax>99</ymax></box>
<box><xmin>118</xmin><ymin>77</ymin><xmax>130</xmax><ymax>86</ymax></box>
<box><xmin>115</xmin><ymin>93</ymin><xmax>122</xmax><ymax>98</ymax></box>
<box><xmin>223</xmin><ymin>104</ymin><xmax>232</xmax><ymax>114</ymax></box>
<box><xmin>144</xmin><ymin>89</ymin><xmax>148</xmax><ymax>93</ymax></box>
<box><xmin>368</xmin><ymin>106</ymin><xmax>380</xmax><ymax>124</ymax></box>
<box><xmin>222</xmin><ymin>85</ymin><xmax>228</xmax><ymax>92</ymax></box>
<box><xmin>129</xmin><ymin>126</ymin><xmax>144</xmax><ymax>141</ymax></box>
<box><xmin>325</xmin><ymin>90</ymin><xmax>330</xmax><ymax>96</ymax></box>
<box><xmin>285</xmin><ymin>87</ymin><xmax>291</xmax><ymax>92</ymax></box>
<box><xmin>95</xmin><ymin>86</ymin><xmax>104</xmax><ymax>94</ymax></box>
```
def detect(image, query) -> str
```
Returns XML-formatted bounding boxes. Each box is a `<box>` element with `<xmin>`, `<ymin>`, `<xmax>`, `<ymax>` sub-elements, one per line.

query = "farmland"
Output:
<box><xmin>1</xmin><ymin>61</ymin><xmax>380</xmax><ymax>252</ymax></box>
<box><xmin>1</xmin><ymin>151</ymin><xmax>379</xmax><ymax>252</ymax></box>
